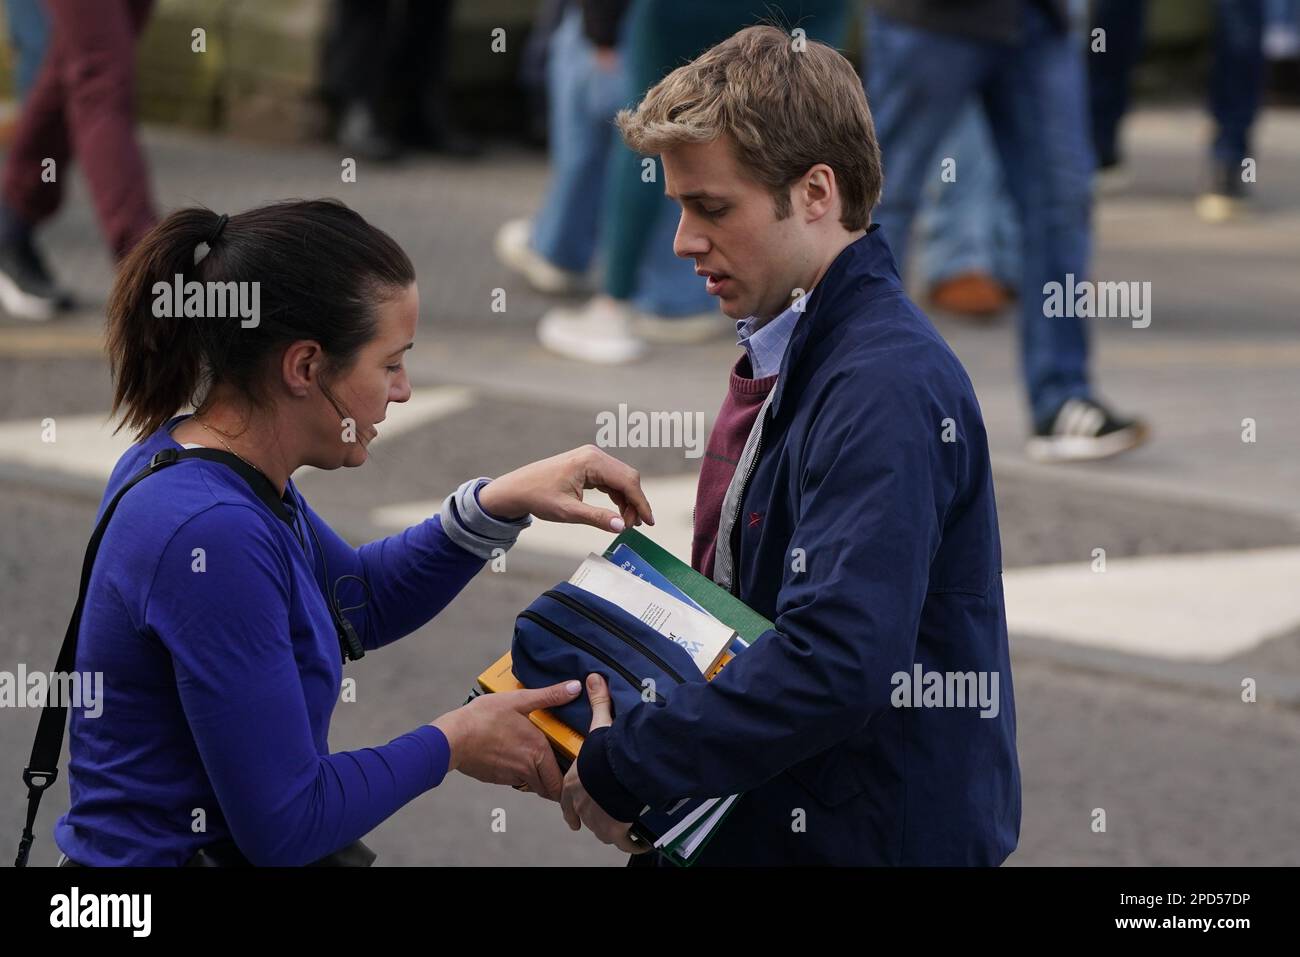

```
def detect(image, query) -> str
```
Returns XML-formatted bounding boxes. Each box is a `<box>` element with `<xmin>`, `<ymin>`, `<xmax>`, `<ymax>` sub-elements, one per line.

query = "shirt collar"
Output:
<box><xmin>735</xmin><ymin>291</ymin><xmax>809</xmax><ymax>380</ymax></box>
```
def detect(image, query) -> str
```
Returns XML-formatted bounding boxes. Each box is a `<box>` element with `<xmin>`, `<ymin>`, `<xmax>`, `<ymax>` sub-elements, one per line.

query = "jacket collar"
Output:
<box><xmin>768</xmin><ymin>224</ymin><xmax>903</xmax><ymax>419</ymax></box>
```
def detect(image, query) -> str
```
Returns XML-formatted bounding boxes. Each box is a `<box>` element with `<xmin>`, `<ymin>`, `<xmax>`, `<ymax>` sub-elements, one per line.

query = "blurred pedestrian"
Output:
<box><xmin>535</xmin><ymin>0</ymin><xmax>850</xmax><ymax>363</ymax></box>
<box><xmin>320</xmin><ymin>0</ymin><xmax>480</xmax><ymax>162</ymax></box>
<box><xmin>915</xmin><ymin>102</ymin><xmax>1019</xmax><ymax>320</ymax></box>
<box><xmin>0</xmin><ymin>0</ymin><xmax>157</xmax><ymax>322</ymax></box>
<box><xmin>864</xmin><ymin>0</ymin><xmax>1149</xmax><ymax>462</ymax></box>
<box><xmin>1090</xmin><ymin>0</ymin><xmax>1266</xmax><ymax>221</ymax></box>
<box><xmin>495</xmin><ymin>0</ymin><xmax>716</xmax><ymax>361</ymax></box>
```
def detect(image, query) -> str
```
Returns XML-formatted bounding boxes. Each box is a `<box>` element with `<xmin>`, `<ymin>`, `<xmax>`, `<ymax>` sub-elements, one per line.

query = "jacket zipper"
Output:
<box><xmin>543</xmin><ymin>589</ymin><xmax>689</xmax><ymax>685</ymax></box>
<box><xmin>726</xmin><ymin>422</ymin><xmax>766</xmax><ymax>597</ymax></box>
<box><xmin>518</xmin><ymin>611</ymin><xmax>674</xmax><ymax>704</ymax></box>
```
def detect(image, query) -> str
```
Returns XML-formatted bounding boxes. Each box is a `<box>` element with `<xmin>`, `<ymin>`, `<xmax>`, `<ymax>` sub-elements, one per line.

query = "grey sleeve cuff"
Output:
<box><xmin>439</xmin><ymin>477</ymin><xmax>532</xmax><ymax>560</ymax></box>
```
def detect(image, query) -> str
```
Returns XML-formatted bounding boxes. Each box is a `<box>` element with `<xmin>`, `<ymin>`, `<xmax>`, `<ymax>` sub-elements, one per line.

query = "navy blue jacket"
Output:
<box><xmin>580</xmin><ymin>228</ymin><xmax>1021</xmax><ymax>865</ymax></box>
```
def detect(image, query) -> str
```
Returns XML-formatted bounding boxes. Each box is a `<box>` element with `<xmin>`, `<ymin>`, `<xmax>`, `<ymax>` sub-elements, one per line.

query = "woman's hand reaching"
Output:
<box><xmin>477</xmin><ymin>445</ymin><xmax>655</xmax><ymax>532</ymax></box>
<box><xmin>434</xmin><ymin>681</ymin><xmax>583</xmax><ymax>800</ymax></box>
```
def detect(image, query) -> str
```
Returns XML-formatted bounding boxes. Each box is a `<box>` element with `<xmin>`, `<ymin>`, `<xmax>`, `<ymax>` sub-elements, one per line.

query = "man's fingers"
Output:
<box><xmin>613</xmin><ymin>828</ymin><xmax>652</xmax><ymax>854</ymax></box>
<box><xmin>511</xmin><ymin>679</ymin><xmax>583</xmax><ymax>713</ymax></box>
<box><xmin>586</xmin><ymin>673</ymin><xmax>613</xmax><ymax>730</ymax></box>
<box><xmin>560</xmin><ymin>781</ymin><xmax>581</xmax><ymax>831</ymax></box>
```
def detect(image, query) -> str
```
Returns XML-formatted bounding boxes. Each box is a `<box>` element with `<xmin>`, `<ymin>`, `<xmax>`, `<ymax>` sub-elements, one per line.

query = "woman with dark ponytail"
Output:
<box><xmin>52</xmin><ymin>199</ymin><xmax>654</xmax><ymax>866</ymax></box>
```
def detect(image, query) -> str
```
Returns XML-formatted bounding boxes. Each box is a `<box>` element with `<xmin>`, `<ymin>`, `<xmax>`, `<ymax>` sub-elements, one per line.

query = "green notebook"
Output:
<box><xmin>601</xmin><ymin>528</ymin><xmax>774</xmax><ymax>644</ymax></box>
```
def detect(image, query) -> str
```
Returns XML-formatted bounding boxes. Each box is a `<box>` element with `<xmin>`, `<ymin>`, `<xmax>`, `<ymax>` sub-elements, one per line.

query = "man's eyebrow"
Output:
<box><xmin>674</xmin><ymin>190</ymin><xmax>728</xmax><ymax>203</ymax></box>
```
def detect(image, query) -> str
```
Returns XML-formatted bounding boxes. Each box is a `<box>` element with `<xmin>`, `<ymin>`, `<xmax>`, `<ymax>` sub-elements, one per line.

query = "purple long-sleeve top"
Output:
<box><xmin>54</xmin><ymin>413</ymin><xmax>529</xmax><ymax>866</ymax></box>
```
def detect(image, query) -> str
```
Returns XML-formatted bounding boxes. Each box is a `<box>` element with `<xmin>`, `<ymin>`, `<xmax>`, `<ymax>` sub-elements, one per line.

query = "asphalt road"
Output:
<box><xmin>1</xmin><ymin>108</ymin><xmax>1298</xmax><ymax>866</ymax></box>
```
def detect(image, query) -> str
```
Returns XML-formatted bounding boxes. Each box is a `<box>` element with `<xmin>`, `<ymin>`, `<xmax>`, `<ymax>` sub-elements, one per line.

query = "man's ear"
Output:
<box><xmin>800</xmin><ymin>163</ymin><xmax>837</xmax><ymax>224</ymax></box>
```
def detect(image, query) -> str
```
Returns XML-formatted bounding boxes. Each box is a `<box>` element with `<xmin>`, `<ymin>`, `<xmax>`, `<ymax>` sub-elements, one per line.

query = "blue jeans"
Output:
<box><xmin>5</xmin><ymin>0</ymin><xmax>51</xmax><ymax>98</ymax></box>
<box><xmin>1267</xmin><ymin>0</ymin><xmax>1300</xmax><ymax>33</ymax></box>
<box><xmin>915</xmin><ymin>102</ymin><xmax>1020</xmax><ymax>290</ymax></box>
<box><xmin>1209</xmin><ymin>0</ymin><xmax>1265</xmax><ymax>166</ymax></box>
<box><xmin>1091</xmin><ymin>0</ymin><xmax>1264</xmax><ymax>167</ymax></box>
<box><xmin>866</xmin><ymin>4</ymin><xmax>1093</xmax><ymax>425</ymax></box>
<box><xmin>529</xmin><ymin>5</ymin><xmax>711</xmax><ymax>316</ymax></box>
<box><xmin>1088</xmin><ymin>0</ymin><xmax>1146</xmax><ymax>168</ymax></box>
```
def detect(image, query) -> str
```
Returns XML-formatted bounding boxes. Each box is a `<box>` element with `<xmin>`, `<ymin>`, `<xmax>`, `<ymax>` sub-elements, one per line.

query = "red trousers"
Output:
<box><xmin>2</xmin><ymin>0</ymin><xmax>156</xmax><ymax>259</ymax></box>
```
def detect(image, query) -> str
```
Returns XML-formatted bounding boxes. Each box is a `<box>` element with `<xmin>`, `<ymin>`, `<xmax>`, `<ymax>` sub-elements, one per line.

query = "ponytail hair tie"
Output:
<box><xmin>193</xmin><ymin>213</ymin><xmax>231</xmax><ymax>265</ymax></box>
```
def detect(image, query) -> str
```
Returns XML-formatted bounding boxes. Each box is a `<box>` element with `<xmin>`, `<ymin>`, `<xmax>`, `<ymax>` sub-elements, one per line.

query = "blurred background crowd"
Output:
<box><xmin>0</xmin><ymin>0</ymin><xmax>1297</xmax><ymax>460</ymax></box>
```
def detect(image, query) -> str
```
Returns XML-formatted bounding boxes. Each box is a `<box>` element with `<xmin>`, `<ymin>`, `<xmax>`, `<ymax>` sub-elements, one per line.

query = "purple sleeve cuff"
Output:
<box><xmin>411</xmin><ymin>723</ymin><xmax>453</xmax><ymax>789</ymax></box>
<box><xmin>577</xmin><ymin>726</ymin><xmax>644</xmax><ymax>822</ymax></box>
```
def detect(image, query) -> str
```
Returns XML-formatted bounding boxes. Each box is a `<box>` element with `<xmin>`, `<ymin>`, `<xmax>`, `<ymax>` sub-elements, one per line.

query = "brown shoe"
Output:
<box><xmin>927</xmin><ymin>271</ymin><xmax>1013</xmax><ymax>319</ymax></box>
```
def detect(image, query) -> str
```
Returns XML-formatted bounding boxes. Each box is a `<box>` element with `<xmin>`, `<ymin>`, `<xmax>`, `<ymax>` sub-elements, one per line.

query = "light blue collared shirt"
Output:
<box><xmin>735</xmin><ymin>292</ymin><xmax>809</xmax><ymax>379</ymax></box>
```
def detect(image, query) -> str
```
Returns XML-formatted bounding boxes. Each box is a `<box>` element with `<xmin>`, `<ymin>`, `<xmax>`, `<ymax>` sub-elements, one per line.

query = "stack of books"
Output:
<box><xmin>473</xmin><ymin>528</ymin><xmax>773</xmax><ymax>865</ymax></box>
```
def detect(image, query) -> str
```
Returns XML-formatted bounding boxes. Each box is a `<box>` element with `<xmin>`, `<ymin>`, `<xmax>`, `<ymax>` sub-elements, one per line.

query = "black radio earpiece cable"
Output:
<box><xmin>291</xmin><ymin>491</ymin><xmax>367</xmax><ymax>663</ymax></box>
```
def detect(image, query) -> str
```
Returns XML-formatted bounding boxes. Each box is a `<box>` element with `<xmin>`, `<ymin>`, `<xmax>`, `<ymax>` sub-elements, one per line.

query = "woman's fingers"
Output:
<box><xmin>496</xmin><ymin>446</ymin><xmax>654</xmax><ymax>530</ymax></box>
<box><xmin>565</xmin><ymin>501</ymin><xmax>627</xmax><ymax>532</ymax></box>
<box><xmin>584</xmin><ymin>449</ymin><xmax>654</xmax><ymax>525</ymax></box>
<box><xmin>602</xmin><ymin>487</ymin><xmax>641</xmax><ymax>529</ymax></box>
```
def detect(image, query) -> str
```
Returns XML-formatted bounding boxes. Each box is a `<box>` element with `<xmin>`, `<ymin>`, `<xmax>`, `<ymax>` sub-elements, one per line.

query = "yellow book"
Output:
<box><xmin>476</xmin><ymin>650</ymin><xmax>585</xmax><ymax>763</ymax></box>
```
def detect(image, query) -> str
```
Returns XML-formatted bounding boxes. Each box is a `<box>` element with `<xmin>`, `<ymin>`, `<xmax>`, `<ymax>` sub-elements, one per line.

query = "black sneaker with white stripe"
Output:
<box><xmin>0</xmin><ymin>235</ymin><xmax>64</xmax><ymax>321</ymax></box>
<box><xmin>1027</xmin><ymin>397</ymin><xmax>1149</xmax><ymax>463</ymax></box>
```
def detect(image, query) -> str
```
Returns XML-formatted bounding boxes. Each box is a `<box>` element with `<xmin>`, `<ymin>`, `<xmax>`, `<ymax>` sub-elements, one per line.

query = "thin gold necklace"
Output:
<box><xmin>191</xmin><ymin>415</ymin><xmax>303</xmax><ymax>548</ymax></box>
<box><xmin>192</xmin><ymin>414</ymin><xmax>266</xmax><ymax>478</ymax></box>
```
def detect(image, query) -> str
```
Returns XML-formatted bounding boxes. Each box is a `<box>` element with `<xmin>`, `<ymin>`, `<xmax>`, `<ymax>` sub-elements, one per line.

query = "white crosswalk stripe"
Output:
<box><xmin>6</xmin><ymin>388</ymin><xmax>1298</xmax><ymax>666</ymax></box>
<box><xmin>0</xmin><ymin>387</ymin><xmax>475</xmax><ymax>482</ymax></box>
<box><xmin>1003</xmin><ymin>546</ymin><xmax>1300</xmax><ymax>661</ymax></box>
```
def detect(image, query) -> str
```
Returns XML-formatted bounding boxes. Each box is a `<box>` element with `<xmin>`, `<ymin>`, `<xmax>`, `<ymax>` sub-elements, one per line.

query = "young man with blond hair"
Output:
<box><xmin>558</xmin><ymin>25</ymin><xmax>1021</xmax><ymax>866</ymax></box>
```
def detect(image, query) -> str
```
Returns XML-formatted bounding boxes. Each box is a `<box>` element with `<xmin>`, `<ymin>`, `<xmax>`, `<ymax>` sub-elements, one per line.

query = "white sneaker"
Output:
<box><xmin>634</xmin><ymin>310</ymin><xmax>730</xmax><ymax>344</ymax></box>
<box><xmin>1194</xmin><ymin>192</ymin><xmax>1245</xmax><ymax>224</ymax></box>
<box><xmin>1026</xmin><ymin>397</ymin><xmax>1150</xmax><ymax>463</ymax></box>
<box><xmin>537</xmin><ymin>297</ymin><xmax>647</xmax><ymax>364</ymax></box>
<box><xmin>494</xmin><ymin>218</ymin><xmax>588</xmax><ymax>295</ymax></box>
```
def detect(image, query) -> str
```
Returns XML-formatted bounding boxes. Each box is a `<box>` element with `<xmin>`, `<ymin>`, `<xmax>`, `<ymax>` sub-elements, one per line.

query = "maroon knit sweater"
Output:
<box><xmin>691</xmin><ymin>355</ymin><xmax>779</xmax><ymax>578</ymax></box>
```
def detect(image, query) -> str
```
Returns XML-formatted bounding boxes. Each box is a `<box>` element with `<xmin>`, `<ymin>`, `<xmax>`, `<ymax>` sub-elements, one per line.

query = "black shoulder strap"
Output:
<box><xmin>13</xmin><ymin>446</ymin><xmax>295</xmax><ymax>867</ymax></box>
<box><xmin>176</xmin><ymin>446</ymin><xmax>297</xmax><ymax>525</ymax></box>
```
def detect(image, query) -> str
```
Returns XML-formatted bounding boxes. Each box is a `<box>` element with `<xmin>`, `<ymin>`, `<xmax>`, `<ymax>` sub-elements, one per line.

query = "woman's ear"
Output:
<box><xmin>282</xmin><ymin>340</ymin><xmax>324</xmax><ymax>397</ymax></box>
